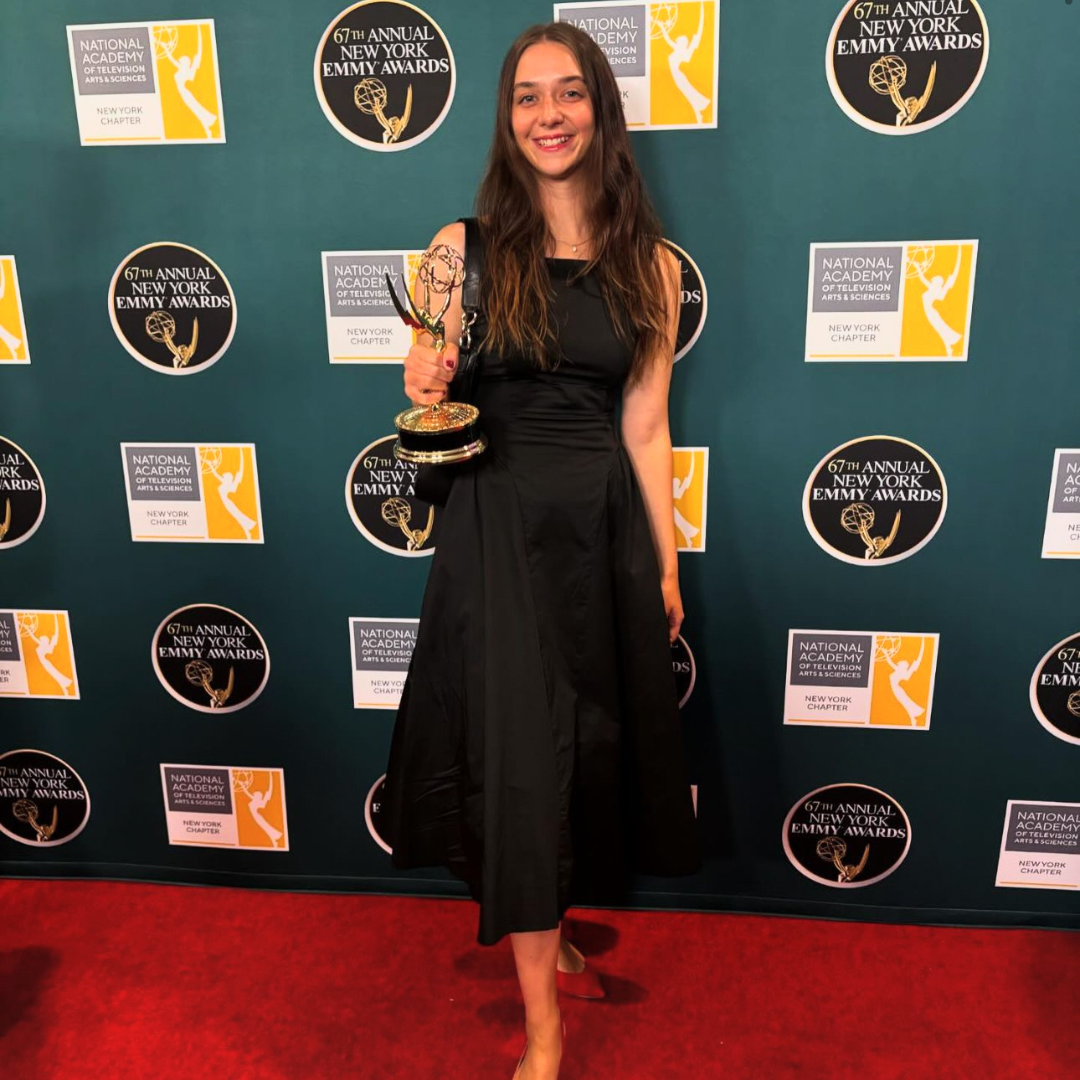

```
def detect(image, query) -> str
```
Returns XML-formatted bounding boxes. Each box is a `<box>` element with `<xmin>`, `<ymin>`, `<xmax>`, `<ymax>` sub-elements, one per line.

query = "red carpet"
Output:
<box><xmin>0</xmin><ymin>879</ymin><xmax>1076</xmax><ymax>1079</ymax></box>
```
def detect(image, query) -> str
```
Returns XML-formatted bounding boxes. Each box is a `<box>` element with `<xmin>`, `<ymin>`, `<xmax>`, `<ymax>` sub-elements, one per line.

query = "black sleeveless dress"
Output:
<box><xmin>383</xmin><ymin>257</ymin><xmax>702</xmax><ymax>946</ymax></box>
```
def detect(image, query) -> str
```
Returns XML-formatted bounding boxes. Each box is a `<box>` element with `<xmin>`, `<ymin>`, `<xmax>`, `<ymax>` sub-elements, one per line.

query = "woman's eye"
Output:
<box><xmin>517</xmin><ymin>94</ymin><xmax>535</xmax><ymax>105</ymax></box>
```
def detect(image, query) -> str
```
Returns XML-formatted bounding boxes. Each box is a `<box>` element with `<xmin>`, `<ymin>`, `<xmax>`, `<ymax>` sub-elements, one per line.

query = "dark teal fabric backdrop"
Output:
<box><xmin>1</xmin><ymin>0</ymin><xmax>1078</xmax><ymax>930</ymax></box>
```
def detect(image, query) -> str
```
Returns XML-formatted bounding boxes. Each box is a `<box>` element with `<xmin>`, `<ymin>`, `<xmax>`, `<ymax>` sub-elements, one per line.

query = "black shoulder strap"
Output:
<box><xmin>458</xmin><ymin>216</ymin><xmax>482</xmax><ymax>315</ymax></box>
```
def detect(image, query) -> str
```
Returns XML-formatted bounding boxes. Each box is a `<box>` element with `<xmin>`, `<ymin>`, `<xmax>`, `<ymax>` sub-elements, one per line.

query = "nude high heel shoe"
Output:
<box><xmin>556</xmin><ymin>939</ymin><xmax>606</xmax><ymax>1000</ymax></box>
<box><xmin>512</xmin><ymin>1017</ymin><xmax>566</xmax><ymax>1079</ymax></box>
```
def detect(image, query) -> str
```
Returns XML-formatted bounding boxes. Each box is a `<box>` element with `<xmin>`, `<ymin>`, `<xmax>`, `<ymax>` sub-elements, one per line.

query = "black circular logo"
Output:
<box><xmin>0</xmin><ymin>749</ymin><xmax>90</xmax><ymax>847</ymax></box>
<box><xmin>672</xmin><ymin>633</ymin><xmax>696</xmax><ymax>708</ymax></box>
<box><xmin>315</xmin><ymin>1</ymin><xmax>455</xmax><ymax>151</ymax></box>
<box><xmin>152</xmin><ymin>603</ymin><xmax>270</xmax><ymax>714</ymax></box>
<box><xmin>827</xmin><ymin>1</ymin><xmax>989</xmax><ymax>135</ymax></box>
<box><xmin>1030</xmin><ymin>632</ymin><xmax>1080</xmax><ymax>746</ymax></box>
<box><xmin>366</xmin><ymin>774</ymin><xmax>391</xmax><ymax>853</ymax></box>
<box><xmin>347</xmin><ymin>435</ymin><xmax>440</xmax><ymax>556</ymax></box>
<box><xmin>783</xmin><ymin>782</ymin><xmax>911</xmax><ymax>888</ymax></box>
<box><xmin>803</xmin><ymin>435</ymin><xmax>946</xmax><ymax>566</ymax></box>
<box><xmin>0</xmin><ymin>436</ymin><xmax>45</xmax><ymax>549</ymax></box>
<box><xmin>109</xmin><ymin>242</ymin><xmax>237</xmax><ymax>375</ymax></box>
<box><xmin>667</xmin><ymin>240</ymin><xmax>707</xmax><ymax>362</ymax></box>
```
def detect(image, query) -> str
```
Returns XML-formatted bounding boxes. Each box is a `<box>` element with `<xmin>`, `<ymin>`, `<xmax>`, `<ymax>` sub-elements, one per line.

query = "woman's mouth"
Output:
<box><xmin>534</xmin><ymin>134</ymin><xmax>573</xmax><ymax>153</ymax></box>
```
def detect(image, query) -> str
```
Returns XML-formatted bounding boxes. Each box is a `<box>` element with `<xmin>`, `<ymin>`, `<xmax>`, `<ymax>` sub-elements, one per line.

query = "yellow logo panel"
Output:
<box><xmin>868</xmin><ymin>634</ymin><xmax>936</xmax><ymax>729</ymax></box>
<box><xmin>0</xmin><ymin>611</ymin><xmax>79</xmax><ymax>700</ymax></box>
<box><xmin>672</xmin><ymin>446</ymin><xmax>708</xmax><ymax>552</ymax></box>
<box><xmin>200</xmin><ymin>446</ymin><xmax>261</xmax><ymax>542</ymax></box>
<box><xmin>0</xmin><ymin>257</ymin><xmax>29</xmax><ymax>364</ymax></box>
<box><xmin>649</xmin><ymin>2</ymin><xmax>718</xmax><ymax>127</ymax></box>
<box><xmin>231</xmin><ymin>769</ymin><xmax>288</xmax><ymax>850</ymax></box>
<box><xmin>899</xmin><ymin>243</ymin><xmax>976</xmax><ymax>360</ymax></box>
<box><xmin>152</xmin><ymin>23</ymin><xmax>223</xmax><ymax>141</ymax></box>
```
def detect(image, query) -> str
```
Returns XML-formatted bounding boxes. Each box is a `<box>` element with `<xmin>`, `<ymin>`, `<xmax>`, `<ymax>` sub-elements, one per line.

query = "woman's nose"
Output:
<box><xmin>540</xmin><ymin>94</ymin><xmax>563</xmax><ymax>124</ymax></box>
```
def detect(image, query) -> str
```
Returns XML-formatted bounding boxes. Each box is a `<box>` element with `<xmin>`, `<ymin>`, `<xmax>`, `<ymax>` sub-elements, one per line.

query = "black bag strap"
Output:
<box><xmin>458</xmin><ymin>216</ymin><xmax>483</xmax><ymax>314</ymax></box>
<box><xmin>456</xmin><ymin>217</ymin><xmax>484</xmax><ymax>368</ymax></box>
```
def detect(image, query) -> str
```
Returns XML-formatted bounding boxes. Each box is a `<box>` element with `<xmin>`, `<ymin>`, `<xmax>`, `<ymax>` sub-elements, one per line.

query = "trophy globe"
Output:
<box><xmin>649</xmin><ymin>3</ymin><xmax>678</xmax><ymax>38</ymax></box>
<box><xmin>232</xmin><ymin>769</ymin><xmax>254</xmax><ymax>794</ymax></box>
<box><xmin>199</xmin><ymin>446</ymin><xmax>223</xmax><ymax>476</ymax></box>
<box><xmin>816</xmin><ymin>836</ymin><xmax>847</xmax><ymax>864</ymax></box>
<box><xmin>146</xmin><ymin>310</ymin><xmax>176</xmax><ymax>345</ymax></box>
<box><xmin>874</xmin><ymin>636</ymin><xmax>902</xmax><ymax>665</ymax></box>
<box><xmin>869</xmin><ymin>55</ymin><xmax>907</xmax><ymax>98</ymax></box>
<box><xmin>354</xmin><ymin>78</ymin><xmax>388</xmax><ymax>117</ymax></box>
<box><xmin>185</xmin><ymin>658</ymin><xmax>214</xmax><ymax>689</ymax></box>
<box><xmin>841</xmin><ymin>502</ymin><xmax>875</xmax><ymax>537</ymax></box>
<box><xmin>905</xmin><ymin>245</ymin><xmax>936</xmax><ymax>279</ymax></box>
<box><xmin>380</xmin><ymin>497</ymin><xmax>413</xmax><ymax>532</ymax></box>
<box><xmin>15</xmin><ymin>612</ymin><xmax>38</xmax><ymax>640</ymax></box>
<box><xmin>1067</xmin><ymin>691</ymin><xmax>1080</xmax><ymax>718</ymax></box>
<box><xmin>153</xmin><ymin>25</ymin><xmax>179</xmax><ymax>60</ymax></box>
<box><xmin>12</xmin><ymin>799</ymin><xmax>38</xmax><ymax>826</ymax></box>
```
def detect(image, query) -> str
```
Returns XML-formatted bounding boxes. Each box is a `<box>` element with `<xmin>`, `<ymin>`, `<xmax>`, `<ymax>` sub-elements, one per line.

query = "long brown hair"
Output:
<box><xmin>476</xmin><ymin>22</ymin><xmax>672</xmax><ymax>383</ymax></box>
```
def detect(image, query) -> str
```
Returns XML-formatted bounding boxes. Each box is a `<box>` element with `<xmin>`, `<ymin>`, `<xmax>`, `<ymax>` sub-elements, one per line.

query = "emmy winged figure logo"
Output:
<box><xmin>869</xmin><ymin>55</ymin><xmax>936</xmax><ymax>128</ymax></box>
<box><xmin>0</xmin><ymin>497</ymin><xmax>10</xmax><ymax>541</ymax></box>
<box><xmin>0</xmin><ymin>258</ymin><xmax>23</xmax><ymax>360</ymax></box>
<box><xmin>153</xmin><ymin>23</ymin><xmax>219</xmax><ymax>139</ymax></box>
<box><xmin>817</xmin><ymin>835</ymin><xmax>869</xmax><ymax>883</ymax></box>
<box><xmin>650</xmin><ymin>1</ymin><xmax>711</xmax><ymax>125</ymax></box>
<box><xmin>381</xmin><ymin>497</ymin><xmax>434</xmax><ymax>552</ymax></box>
<box><xmin>185</xmin><ymin>658</ymin><xmax>234</xmax><ymax>709</ymax></box>
<box><xmin>840</xmin><ymin>501</ymin><xmax>900</xmax><ymax>560</ymax></box>
<box><xmin>354</xmin><ymin>77</ymin><xmax>412</xmax><ymax>145</ymax></box>
<box><xmin>12</xmin><ymin>798</ymin><xmax>58</xmax><ymax>843</ymax></box>
<box><xmin>17</xmin><ymin>612</ymin><xmax>75</xmax><ymax>697</ymax></box>
<box><xmin>232</xmin><ymin>769</ymin><xmax>284</xmax><ymax>848</ymax></box>
<box><xmin>145</xmin><ymin>310</ymin><xmax>199</xmax><ymax>368</ymax></box>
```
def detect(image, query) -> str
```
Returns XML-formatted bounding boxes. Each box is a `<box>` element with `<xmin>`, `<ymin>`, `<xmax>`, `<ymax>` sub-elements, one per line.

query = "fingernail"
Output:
<box><xmin>445</xmin><ymin>357</ymin><xmax>456</xmax><ymax>370</ymax></box>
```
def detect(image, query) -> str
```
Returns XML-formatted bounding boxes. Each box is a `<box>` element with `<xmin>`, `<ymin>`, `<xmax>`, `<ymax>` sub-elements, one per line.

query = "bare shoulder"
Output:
<box><xmin>429</xmin><ymin>221</ymin><xmax>465</xmax><ymax>256</ymax></box>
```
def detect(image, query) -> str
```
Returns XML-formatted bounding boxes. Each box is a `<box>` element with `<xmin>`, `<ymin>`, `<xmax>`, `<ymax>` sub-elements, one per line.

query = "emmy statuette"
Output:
<box><xmin>385</xmin><ymin>245</ymin><xmax>487</xmax><ymax>466</ymax></box>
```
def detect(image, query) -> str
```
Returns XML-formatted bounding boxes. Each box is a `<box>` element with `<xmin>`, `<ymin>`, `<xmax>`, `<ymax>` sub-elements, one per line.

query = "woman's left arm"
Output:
<box><xmin>620</xmin><ymin>244</ymin><xmax>683</xmax><ymax>643</ymax></box>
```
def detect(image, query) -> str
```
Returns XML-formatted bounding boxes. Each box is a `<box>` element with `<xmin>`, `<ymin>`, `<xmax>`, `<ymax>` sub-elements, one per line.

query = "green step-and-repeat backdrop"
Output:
<box><xmin>2</xmin><ymin>0</ymin><xmax>1078</xmax><ymax>931</ymax></box>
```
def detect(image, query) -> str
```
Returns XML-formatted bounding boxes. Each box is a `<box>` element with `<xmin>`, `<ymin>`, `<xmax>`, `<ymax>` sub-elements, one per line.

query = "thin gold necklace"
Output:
<box><xmin>551</xmin><ymin>233</ymin><xmax>592</xmax><ymax>255</ymax></box>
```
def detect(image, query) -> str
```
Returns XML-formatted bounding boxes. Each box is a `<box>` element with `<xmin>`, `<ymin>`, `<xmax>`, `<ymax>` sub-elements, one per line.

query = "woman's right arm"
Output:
<box><xmin>402</xmin><ymin>221</ymin><xmax>466</xmax><ymax>405</ymax></box>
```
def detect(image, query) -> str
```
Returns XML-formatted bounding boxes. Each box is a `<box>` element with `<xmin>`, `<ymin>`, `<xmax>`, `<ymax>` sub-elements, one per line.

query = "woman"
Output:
<box><xmin>384</xmin><ymin>22</ymin><xmax>702</xmax><ymax>1079</ymax></box>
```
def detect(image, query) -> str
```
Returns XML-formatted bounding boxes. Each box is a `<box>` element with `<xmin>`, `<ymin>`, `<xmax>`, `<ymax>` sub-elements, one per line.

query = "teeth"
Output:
<box><xmin>537</xmin><ymin>136</ymin><xmax>569</xmax><ymax>146</ymax></box>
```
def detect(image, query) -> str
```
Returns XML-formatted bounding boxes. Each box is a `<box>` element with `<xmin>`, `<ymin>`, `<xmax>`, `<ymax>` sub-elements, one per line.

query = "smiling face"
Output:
<box><xmin>511</xmin><ymin>40</ymin><xmax>595</xmax><ymax>181</ymax></box>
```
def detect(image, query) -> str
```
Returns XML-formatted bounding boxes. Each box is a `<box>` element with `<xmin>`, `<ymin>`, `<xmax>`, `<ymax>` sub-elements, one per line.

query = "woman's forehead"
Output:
<box><xmin>514</xmin><ymin>41</ymin><xmax>583</xmax><ymax>85</ymax></box>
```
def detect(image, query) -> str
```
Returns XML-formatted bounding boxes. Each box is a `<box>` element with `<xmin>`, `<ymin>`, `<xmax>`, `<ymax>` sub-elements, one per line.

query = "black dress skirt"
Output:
<box><xmin>383</xmin><ymin>256</ymin><xmax>702</xmax><ymax>946</ymax></box>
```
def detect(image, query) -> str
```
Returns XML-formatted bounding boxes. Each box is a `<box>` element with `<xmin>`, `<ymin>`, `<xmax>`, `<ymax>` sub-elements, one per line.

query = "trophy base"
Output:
<box><xmin>393</xmin><ymin>401</ymin><xmax>488</xmax><ymax>465</ymax></box>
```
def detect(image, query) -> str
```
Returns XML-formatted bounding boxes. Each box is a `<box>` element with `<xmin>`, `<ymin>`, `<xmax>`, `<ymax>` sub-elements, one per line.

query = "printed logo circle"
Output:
<box><xmin>315</xmin><ymin>1</ymin><xmax>456</xmax><ymax>152</ymax></box>
<box><xmin>783</xmin><ymin>782</ymin><xmax>911</xmax><ymax>888</ymax></box>
<box><xmin>667</xmin><ymin>240</ymin><xmax>707</xmax><ymax>362</ymax></box>
<box><xmin>347</xmin><ymin>435</ymin><xmax>440</xmax><ymax>556</ymax></box>
<box><xmin>152</xmin><ymin>603</ymin><xmax>270</xmax><ymax>714</ymax></box>
<box><xmin>826</xmin><ymin>1</ymin><xmax>989</xmax><ymax>135</ymax></box>
<box><xmin>1030</xmin><ymin>632</ymin><xmax>1080</xmax><ymax>746</ymax></box>
<box><xmin>803</xmin><ymin>435</ymin><xmax>946</xmax><ymax>566</ymax></box>
<box><xmin>366</xmin><ymin>774</ymin><xmax>391</xmax><ymax>853</ymax></box>
<box><xmin>109</xmin><ymin>242</ymin><xmax>237</xmax><ymax>375</ymax></box>
<box><xmin>672</xmin><ymin>633</ymin><xmax>696</xmax><ymax>708</ymax></box>
<box><xmin>0</xmin><ymin>436</ymin><xmax>45</xmax><ymax>549</ymax></box>
<box><xmin>0</xmin><ymin>749</ymin><xmax>90</xmax><ymax>847</ymax></box>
